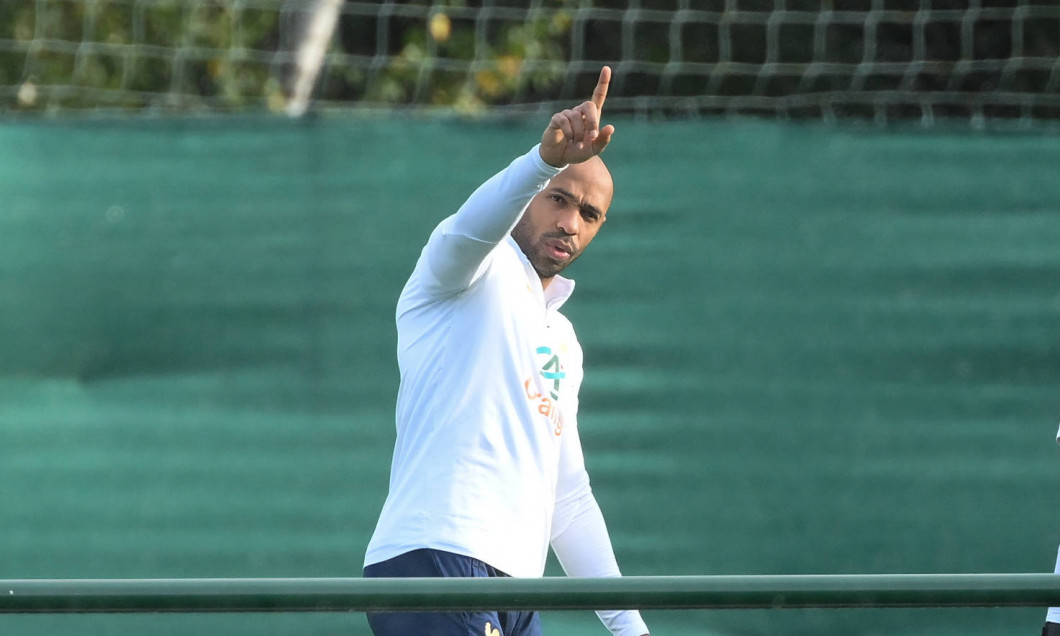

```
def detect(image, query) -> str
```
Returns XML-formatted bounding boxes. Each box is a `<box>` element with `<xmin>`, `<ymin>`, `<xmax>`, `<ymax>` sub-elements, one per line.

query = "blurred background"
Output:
<box><xmin>5</xmin><ymin>0</ymin><xmax>1060</xmax><ymax>120</ymax></box>
<box><xmin>2</xmin><ymin>1</ymin><xmax>1060</xmax><ymax>635</ymax></box>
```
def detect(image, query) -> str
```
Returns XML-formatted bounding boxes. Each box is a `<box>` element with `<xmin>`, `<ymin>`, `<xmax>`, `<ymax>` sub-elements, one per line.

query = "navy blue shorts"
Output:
<box><xmin>363</xmin><ymin>548</ymin><xmax>542</xmax><ymax>636</ymax></box>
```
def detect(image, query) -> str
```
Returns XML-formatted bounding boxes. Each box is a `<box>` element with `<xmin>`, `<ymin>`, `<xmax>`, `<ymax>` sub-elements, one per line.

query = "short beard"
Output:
<box><xmin>511</xmin><ymin>223</ymin><xmax>578</xmax><ymax>280</ymax></box>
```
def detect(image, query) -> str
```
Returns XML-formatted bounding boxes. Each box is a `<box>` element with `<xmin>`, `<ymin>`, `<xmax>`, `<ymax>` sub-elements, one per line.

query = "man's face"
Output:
<box><xmin>511</xmin><ymin>158</ymin><xmax>613</xmax><ymax>284</ymax></box>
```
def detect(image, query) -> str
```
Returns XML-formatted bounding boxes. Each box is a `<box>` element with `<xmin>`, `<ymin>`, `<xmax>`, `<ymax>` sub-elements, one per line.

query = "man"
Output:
<box><xmin>363</xmin><ymin>66</ymin><xmax>650</xmax><ymax>636</ymax></box>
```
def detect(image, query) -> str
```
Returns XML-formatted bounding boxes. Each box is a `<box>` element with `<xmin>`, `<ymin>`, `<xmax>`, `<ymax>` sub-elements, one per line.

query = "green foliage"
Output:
<box><xmin>4</xmin><ymin>0</ymin><xmax>283</xmax><ymax>111</ymax></box>
<box><xmin>337</xmin><ymin>1</ymin><xmax>576</xmax><ymax>112</ymax></box>
<box><xmin>2</xmin><ymin>0</ymin><xmax>580</xmax><ymax>112</ymax></box>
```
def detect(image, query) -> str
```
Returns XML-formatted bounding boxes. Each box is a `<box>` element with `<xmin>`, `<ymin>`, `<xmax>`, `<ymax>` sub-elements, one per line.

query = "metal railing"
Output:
<box><xmin>3</xmin><ymin>574</ymin><xmax>1059</xmax><ymax>613</ymax></box>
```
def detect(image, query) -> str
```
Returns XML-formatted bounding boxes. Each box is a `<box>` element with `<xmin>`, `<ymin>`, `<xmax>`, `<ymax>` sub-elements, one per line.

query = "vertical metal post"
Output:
<box><xmin>280</xmin><ymin>0</ymin><xmax>344</xmax><ymax>117</ymax></box>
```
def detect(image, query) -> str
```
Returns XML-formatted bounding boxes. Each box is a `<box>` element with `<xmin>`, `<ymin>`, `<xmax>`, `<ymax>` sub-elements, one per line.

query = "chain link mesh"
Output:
<box><xmin>3</xmin><ymin>0</ymin><xmax>1059</xmax><ymax>124</ymax></box>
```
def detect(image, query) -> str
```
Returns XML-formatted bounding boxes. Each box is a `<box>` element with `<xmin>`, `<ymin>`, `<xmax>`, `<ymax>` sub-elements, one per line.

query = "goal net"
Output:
<box><xmin>3</xmin><ymin>0</ymin><xmax>1059</xmax><ymax>124</ymax></box>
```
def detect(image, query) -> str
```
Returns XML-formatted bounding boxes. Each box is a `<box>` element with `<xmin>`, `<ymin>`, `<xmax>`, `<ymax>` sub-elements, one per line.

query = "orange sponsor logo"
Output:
<box><xmin>524</xmin><ymin>378</ymin><xmax>564</xmax><ymax>436</ymax></box>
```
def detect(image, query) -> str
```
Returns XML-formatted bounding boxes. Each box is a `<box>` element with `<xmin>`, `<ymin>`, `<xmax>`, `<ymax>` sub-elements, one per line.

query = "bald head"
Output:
<box><xmin>555</xmin><ymin>156</ymin><xmax>613</xmax><ymax>216</ymax></box>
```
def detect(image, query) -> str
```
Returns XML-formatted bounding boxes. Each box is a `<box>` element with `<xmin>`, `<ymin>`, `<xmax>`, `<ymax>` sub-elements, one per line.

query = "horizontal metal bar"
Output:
<box><xmin>1</xmin><ymin>574</ymin><xmax>1059</xmax><ymax>614</ymax></box>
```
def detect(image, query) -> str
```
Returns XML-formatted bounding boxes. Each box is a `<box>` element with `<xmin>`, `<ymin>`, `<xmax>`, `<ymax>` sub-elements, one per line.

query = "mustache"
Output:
<box><xmin>542</xmin><ymin>232</ymin><xmax>576</xmax><ymax>253</ymax></box>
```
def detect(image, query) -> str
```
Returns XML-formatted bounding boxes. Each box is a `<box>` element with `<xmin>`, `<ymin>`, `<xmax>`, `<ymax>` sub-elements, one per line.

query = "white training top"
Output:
<box><xmin>365</xmin><ymin>145</ymin><xmax>648</xmax><ymax>636</ymax></box>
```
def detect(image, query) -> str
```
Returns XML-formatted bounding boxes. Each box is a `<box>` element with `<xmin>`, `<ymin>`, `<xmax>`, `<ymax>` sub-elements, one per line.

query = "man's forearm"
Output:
<box><xmin>551</xmin><ymin>492</ymin><xmax>649</xmax><ymax>636</ymax></box>
<box><xmin>447</xmin><ymin>144</ymin><xmax>562</xmax><ymax>244</ymax></box>
<box><xmin>420</xmin><ymin>144</ymin><xmax>561</xmax><ymax>294</ymax></box>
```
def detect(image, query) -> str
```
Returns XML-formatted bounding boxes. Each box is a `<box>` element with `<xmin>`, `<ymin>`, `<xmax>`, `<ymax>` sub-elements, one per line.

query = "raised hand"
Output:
<box><xmin>539</xmin><ymin>66</ymin><xmax>615</xmax><ymax>167</ymax></box>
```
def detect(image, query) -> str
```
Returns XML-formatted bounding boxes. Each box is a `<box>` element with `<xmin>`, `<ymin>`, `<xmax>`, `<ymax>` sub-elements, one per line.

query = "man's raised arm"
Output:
<box><xmin>420</xmin><ymin>67</ymin><xmax>616</xmax><ymax>295</ymax></box>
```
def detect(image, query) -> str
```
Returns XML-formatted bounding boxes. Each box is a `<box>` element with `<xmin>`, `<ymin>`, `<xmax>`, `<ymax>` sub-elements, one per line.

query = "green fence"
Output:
<box><xmin>2</xmin><ymin>117</ymin><xmax>1059</xmax><ymax>636</ymax></box>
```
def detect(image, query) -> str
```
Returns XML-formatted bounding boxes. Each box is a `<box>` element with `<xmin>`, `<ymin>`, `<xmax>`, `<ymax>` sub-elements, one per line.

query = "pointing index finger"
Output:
<box><xmin>591</xmin><ymin>66</ymin><xmax>611</xmax><ymax>112</ymax></box>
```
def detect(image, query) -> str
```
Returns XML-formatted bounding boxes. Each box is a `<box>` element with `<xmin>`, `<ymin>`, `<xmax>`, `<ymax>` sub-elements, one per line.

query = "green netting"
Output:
<box><xmin>1</xmin><ymin>118</ymin><xmax>1059</xmax><ymax>636</ymax></box>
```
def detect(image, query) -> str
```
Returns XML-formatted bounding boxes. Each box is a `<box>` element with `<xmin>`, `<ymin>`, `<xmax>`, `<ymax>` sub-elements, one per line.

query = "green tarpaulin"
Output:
<box><xmin>2</xmin><ymin>117</ymin><xmax>1059</xmax><ymax>635</ymax></box>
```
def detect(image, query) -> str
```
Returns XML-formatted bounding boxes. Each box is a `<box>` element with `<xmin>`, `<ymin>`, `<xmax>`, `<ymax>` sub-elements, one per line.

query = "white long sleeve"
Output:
<box><xmin>423</xmin><ymin>144</ymin><xmax>561</xmax><ymax>297</ymax></box>
<box><xmin>551</xmin><ymin>425</ymin><xmax>649</xmax><ymax>636</ymax></box>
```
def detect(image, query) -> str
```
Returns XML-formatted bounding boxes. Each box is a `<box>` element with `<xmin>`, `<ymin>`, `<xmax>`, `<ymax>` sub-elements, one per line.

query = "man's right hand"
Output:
<box><xmin>539</xmin><ymin>66</ymin><xmax>615</xmax><ymax>167</ymax></box>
